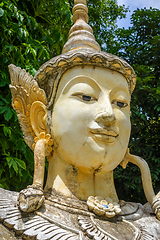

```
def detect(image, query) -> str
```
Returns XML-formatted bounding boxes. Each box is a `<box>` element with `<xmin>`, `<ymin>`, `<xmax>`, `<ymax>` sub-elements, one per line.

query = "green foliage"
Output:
<box><xmin>0</xmin><ymin>0</ymin><xmax>72</xmax><ymax>190</ymax></box>
<box><xmin>113</xmin><ymin>8</ymin><xmax>160</xmax><ymax>203</ymax></box>
<box><xmin>0</xmin><ymin>0</ymin><xmax>127</xmax><ymax>191</ymax></box>
<box><xmin>87</xmin><ymin>0</ymin><xmax>128</xmax><ymax>51</ymax></box>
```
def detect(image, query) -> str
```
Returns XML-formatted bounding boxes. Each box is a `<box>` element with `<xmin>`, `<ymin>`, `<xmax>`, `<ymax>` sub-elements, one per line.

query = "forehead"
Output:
<box><xmin>55</xmin><ymin>66</ymin><xmax>129</xmax><ymax>98</ymax></box>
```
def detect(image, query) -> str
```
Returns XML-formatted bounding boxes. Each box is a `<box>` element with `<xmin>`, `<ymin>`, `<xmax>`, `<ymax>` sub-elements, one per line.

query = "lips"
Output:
<box><xmin>90</xmin><ymin>128</ymin><xmax>118</xmax><ymax>143</ymax></box>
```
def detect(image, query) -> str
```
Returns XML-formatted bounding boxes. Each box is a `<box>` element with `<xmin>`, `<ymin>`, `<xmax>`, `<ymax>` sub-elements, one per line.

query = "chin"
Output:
<box><xmin>70</xmin><ymin>151</ymin><xmax>121</xmax><ymax>174</ymax></box>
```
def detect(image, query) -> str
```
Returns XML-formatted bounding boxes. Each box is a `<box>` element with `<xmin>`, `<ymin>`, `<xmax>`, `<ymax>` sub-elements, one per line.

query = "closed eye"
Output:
<box><xmin>72</xmin><ymin>93</ymin><xmax>97</xmax><ymax>102</ymax></box>
<box><xmin>112</xmin><ymin>100</ymin><xmax>128</xmax><ymax>108</ymax></box>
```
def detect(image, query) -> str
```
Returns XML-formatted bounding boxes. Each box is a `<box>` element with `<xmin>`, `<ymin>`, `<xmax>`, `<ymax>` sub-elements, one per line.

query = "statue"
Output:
<box><xmin>0</xmin><ymin>0</ymin><xmax>160</xmax><ymax>239</ymax></box>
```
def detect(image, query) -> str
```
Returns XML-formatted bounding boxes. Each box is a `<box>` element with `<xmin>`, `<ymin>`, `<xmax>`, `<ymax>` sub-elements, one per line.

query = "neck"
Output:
<box><xmin>45</xmin><ymin>152</ymin><xmax>118</xmax><ymax>202</ymax></box>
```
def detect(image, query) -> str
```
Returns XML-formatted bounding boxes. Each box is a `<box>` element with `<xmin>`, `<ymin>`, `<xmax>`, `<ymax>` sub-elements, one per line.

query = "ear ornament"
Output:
<box><xmin>120</xmin><ymin>148</ymin><xmax>129</xmax><ymax>169</ymax></box>
<box><xmin>32</xmin><ymin>132</ymin><xmax>53</xmax><ymax>157</ymax></box>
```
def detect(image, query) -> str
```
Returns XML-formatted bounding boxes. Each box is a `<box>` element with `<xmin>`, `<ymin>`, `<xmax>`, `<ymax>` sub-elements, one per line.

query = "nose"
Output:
<box><xmin>95</xmin><ymin>99</ymin><xmax>116</xmax><ymax>126</ymax></box>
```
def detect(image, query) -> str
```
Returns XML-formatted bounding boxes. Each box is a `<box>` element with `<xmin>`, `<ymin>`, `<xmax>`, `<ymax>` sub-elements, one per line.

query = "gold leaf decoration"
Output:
<box><xmin>9</xmin><ymin>64</ymin><xmax>47</xmax><ymax>150</ymax></box>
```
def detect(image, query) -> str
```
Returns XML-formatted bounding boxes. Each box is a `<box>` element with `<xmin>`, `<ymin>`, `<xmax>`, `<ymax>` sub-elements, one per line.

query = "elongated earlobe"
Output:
<box><xmin>18</xmin><ymin>104</ymin><xmax>53</xmax><ymax>213</ymax></box>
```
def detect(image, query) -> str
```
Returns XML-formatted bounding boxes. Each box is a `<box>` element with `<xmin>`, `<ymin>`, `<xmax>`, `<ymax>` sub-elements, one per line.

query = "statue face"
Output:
<box><xmin>51</xmin><ymin>66</ymin><xmax>131</xmax><ymax>173</ymax></box>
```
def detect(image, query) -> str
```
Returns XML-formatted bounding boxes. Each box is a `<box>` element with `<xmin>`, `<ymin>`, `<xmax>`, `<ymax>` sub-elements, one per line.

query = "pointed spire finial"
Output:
<box><xmin>62</xmin><ymin>0</ymin><xmax>100</xmax><ymax>53</ymax></box>
<box><xmin>72</xmin><ymin>0</ymin><xmax>88</xmax><ymax>23</ymax></box>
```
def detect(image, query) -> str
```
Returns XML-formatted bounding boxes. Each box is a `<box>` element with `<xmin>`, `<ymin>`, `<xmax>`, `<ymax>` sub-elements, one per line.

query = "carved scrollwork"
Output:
<box><xmin>0</xmin><ymin>189</ymin><xmax>79</xmax><ymax>240</ymax></box>
<box><xmin>151</xmin><ymin>194</ymin><xmax>160</xmax><ymax>220</ymax></box>
<box><xmin>9</xmin><ymin>64</ymin><xmax>47</xmax><ymax>150</ymax></box>
<box><xmin>78</xmin><ymin>216</ymin><xmax>141</xmax><ymax>240</ymax></box>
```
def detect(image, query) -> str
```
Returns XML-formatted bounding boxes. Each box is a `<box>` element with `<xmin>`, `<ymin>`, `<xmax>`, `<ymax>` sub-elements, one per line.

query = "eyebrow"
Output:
<box><xmin>62</xmin><ymin>75</ymin><xmax>101</xmax><ymax>94</ymax></box>
<box><xmin>110</xmin><ymin>85</ymin><xmax>130</xmax><ymax>96</ymax></box>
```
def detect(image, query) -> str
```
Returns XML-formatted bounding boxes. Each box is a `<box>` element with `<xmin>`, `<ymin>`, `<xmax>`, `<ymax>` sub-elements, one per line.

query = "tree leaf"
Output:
<box><xmin>4</xmin><ymin>108</ymin><xmax>13</xmax><ymax>121</ymax></box>
<box><xmin>6</xmin><ymin>157</ymin><xmax>18</xmax><ymax>173</ymax></box>
<box><xmin>15</xmin><ymin>158</ymin><xmax>26</xmax><ymax>170</ymax></box>
<box><xmin>0</xmin><ymin>8</ymin><xmax>4</xmax><ymax>17</ymax></box>
<box><xmin>0</xmin><ymin>106</ymin><xmax>7</xmax><ymax>114</ymax></box>
<box><xmin>3</xmin><ymin>125</ymin><xmax>11</xmax><ymax>137</ymax></box>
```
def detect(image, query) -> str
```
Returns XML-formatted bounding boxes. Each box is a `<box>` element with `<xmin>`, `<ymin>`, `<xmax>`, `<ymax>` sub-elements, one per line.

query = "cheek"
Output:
<box><xmin>52</xmin><ymin>99</ymin><xmax>94</xmax><ymax>139</ymax></box>
<box><xmin>51</xmin><ymin>100</ymin><xmax>96</xmax><ymax>166</ymax></box>
<box><xmin>115</xmin><ymin>109</ymin><xmax>131</xmax><ymax>134</ymax></box>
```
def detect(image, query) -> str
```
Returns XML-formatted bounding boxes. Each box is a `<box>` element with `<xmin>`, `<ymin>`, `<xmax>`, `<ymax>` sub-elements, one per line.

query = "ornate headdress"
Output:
<box><xmin>33</xmin><ymin>0</ymin><xmax>136</xmax><ymax>109</ymax></box>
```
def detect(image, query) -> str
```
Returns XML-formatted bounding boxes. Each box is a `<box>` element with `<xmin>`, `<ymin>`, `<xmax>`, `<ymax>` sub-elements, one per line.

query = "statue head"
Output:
<box><xmin>9</xmin><ymin>0</ymin><xmax>136</xmax><ymax>200</ymax></box>
<box><xmin>50</xmin><ymin>65</ymin><xmax>131</xmax><ymax>173</ymax></box>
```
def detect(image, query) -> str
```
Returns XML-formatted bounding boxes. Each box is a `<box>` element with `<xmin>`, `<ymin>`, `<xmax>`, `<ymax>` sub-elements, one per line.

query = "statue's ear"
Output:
<box><xmin>30</xmin><ymin>101</ymin><xmax>47</xmax><ymax>137</ymax></box>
